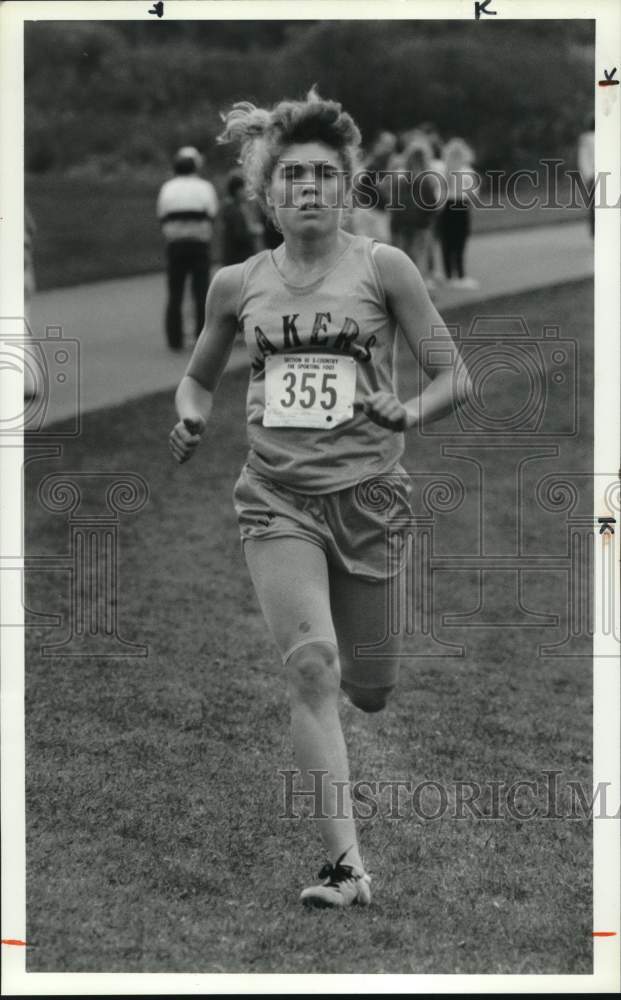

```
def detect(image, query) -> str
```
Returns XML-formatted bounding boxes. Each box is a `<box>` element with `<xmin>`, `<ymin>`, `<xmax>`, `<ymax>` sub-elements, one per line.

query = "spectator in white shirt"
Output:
<box><xmin>157</xmin><ymin>147</ymin><xmax>219</xmax><ymax>350</ymax></box>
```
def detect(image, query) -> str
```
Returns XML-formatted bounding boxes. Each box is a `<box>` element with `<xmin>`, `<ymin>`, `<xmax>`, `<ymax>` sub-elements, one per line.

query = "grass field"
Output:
<box><xmin>26</xmin><ymin>173</ymin><xmax>589</xmax><ymax>291</ymax></box>
<box><xmin>25</xmin><ymin>279</ymin><xmax>593</xmax><ymax>974</ymax></box>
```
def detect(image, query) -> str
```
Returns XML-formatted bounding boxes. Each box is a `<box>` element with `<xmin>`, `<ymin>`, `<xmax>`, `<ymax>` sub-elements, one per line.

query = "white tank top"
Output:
<box><xmin>237</xmin><ymin>233</ymin><xmax>404</xmax><ymax>493</ymax></box>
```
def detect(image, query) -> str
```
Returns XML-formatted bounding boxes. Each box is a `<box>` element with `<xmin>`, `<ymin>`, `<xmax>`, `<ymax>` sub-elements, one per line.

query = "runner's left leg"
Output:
<box><xmin>243</xmin><ymin>535</ymin><xmax>365</xmax><ymax>872</ymax></box>
<box><xmin>329</xmin><ymin>565</ymin><xmax>406</xmax><ymax>712</ymax></box>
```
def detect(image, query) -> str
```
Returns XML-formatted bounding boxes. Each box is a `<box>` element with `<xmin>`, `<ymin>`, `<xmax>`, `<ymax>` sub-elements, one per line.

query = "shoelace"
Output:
<box><xmin>317</xmin><ymin>849</ymin><xmax>361</xmax><ymax>887</ymax></box>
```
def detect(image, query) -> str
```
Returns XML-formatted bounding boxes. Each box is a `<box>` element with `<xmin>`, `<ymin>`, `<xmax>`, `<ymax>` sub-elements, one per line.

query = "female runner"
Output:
<box><xmin>169</xmin><ymin>90</ymin><xmax>472</xmax><ymax>908</ymax></box>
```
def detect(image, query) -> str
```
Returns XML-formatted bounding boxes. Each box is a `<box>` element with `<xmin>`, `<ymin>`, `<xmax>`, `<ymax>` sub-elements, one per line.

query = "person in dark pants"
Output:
<box><xmin>165</xmin><ymin>240</ymin><xmax>210</xmax><ymax>348</ymax></box>
<box><xmin>157</xmin><ymin>146</ymin><xmax>219</xmax><ymax>350</ymax></box>
<box><xmin>438</xmin><ymin>201</ymin><xmax>470</xmax><ymax>279</ymax></box>
<box><xmin>438</xmin><ymin>138</ymin><xmax>479</xmax><ymax>289</ymax></box>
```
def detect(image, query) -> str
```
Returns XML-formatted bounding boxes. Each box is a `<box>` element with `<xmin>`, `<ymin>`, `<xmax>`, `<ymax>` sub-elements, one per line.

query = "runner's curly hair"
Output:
<box><xmin>217</xmin><ymin>88</ymin><xmax>362</xmax><ymax>211</ymax></box>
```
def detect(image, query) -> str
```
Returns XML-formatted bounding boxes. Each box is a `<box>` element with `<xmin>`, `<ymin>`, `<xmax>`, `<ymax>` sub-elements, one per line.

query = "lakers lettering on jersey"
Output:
<box><xmin>250</xmin><ymin>311</ymin><xmax>377</xmax><ymax>372</ymax></box>
<box><xmin>237</xmin><ymin>235</ymin><xmax>405</xmax><ymax>494</ymax></box>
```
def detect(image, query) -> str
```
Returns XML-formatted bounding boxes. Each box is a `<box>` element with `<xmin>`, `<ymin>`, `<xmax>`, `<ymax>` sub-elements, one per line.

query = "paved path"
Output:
<box><xmin>30</xmin><ymin>222</ymin><xmax>593</xmax><ymax>427</ymax></box>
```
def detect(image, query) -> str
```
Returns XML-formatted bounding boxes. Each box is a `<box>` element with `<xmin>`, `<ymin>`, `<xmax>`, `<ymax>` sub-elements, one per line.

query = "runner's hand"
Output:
<box><xmin>169</xmin><ymin>417</ymin><xmax>206</xmax><ymax>463</ymax></box>
<box><xmin>362</xmin><ymin>391</ymin><xmax>410</xmax><ymax>432</ymax></box>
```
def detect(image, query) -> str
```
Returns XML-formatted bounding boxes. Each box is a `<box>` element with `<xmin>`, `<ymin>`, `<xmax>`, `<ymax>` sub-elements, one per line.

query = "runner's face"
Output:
<box><xmin>268</xmin><ymin>142</ymin><xmax>346</xmax><ymax>238</ymax></box>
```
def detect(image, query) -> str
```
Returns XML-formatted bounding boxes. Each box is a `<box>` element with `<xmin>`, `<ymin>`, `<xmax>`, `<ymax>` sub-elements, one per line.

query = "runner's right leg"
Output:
<box><xmin>243</xmin><ymin>536</ymin><xmax>365</xmax><ymax>874</ymax></box>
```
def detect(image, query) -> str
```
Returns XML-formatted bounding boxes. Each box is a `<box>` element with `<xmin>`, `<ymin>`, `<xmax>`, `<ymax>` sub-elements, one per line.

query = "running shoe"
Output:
<box><xmin>300</xmin><ymin>850</ymin><xmax>372</xmax><ymax>908</ymax></box>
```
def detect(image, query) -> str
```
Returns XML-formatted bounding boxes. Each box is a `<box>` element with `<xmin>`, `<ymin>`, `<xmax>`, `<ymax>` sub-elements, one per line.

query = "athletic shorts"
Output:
<box><xmin>232</xmin><ymin>462</ymin><xmax>413</xmax><ymax>581</ymax></box>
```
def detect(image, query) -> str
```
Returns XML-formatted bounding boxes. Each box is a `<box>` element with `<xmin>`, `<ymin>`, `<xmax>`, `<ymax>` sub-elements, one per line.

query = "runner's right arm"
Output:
<box><xmin>170</xmin><ymin>264</ymin><xmax>243</xmax><ymax>464</ymax></box>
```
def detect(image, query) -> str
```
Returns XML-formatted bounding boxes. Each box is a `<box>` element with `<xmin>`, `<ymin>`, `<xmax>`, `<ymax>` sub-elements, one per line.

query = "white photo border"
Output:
<box><xmin>1</xmin><ymin>0</ymin><xmax>619</xmax><ymax>993</ymax></box>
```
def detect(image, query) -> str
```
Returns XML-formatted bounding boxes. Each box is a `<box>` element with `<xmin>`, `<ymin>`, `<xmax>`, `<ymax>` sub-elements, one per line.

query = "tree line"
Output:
<box><xmin>25</xmin><ymin>19</ymin><xmax>594</xmax><ymax>179</ymax></box>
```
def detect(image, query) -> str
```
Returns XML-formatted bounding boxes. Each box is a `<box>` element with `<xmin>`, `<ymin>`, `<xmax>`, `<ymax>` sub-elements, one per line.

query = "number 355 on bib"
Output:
<box><xmin>263</xmin><ymin>354</ymin><xmax>357</xmax><ymax>429</ymax></box>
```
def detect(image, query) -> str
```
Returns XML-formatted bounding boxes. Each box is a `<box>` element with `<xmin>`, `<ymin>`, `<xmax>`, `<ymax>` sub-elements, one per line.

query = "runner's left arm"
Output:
<box><xmin>368</xmin><ymin>244</ymin><xmax>473</xmax><ymax>431</ymax></box>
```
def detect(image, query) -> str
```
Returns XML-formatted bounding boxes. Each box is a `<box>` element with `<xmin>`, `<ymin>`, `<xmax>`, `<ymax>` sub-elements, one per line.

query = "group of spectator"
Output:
<box><xmin>156</xmin><ymin>130</ymin><xmax>481</xmax><ymax>351</ymax></box>
<box><xmin>353</xmin><ymin>124</ymin><xmax>479</xmax><ymax>292</ymax></box>
<box><xmin>156</xmin><ymin>113</ymin><xmax>601</xmax><ymax>349</ymax></box>
<box><xmin>21</xmin><ymin>118</ymin><xmax>598</xmax><ymax>363</ymax></box>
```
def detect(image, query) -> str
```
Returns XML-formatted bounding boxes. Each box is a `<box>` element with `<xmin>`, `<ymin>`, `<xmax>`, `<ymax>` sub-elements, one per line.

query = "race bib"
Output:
<box><xmin>263</xmin><ymin>354</ymin><xmax>357</xmax><ymax>429</ymax></box>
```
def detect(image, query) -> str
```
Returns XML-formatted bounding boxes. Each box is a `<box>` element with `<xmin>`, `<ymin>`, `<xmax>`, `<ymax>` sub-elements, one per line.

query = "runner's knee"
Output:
<box><xmin>341</xmin><ymin>680</ymin><xmax>395</xmax><ymax>713</ymax></box>
<box><xmin>286</xmin><ymin>641</ymin><xmax>340</xmax><ymax>707</ymax></box>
